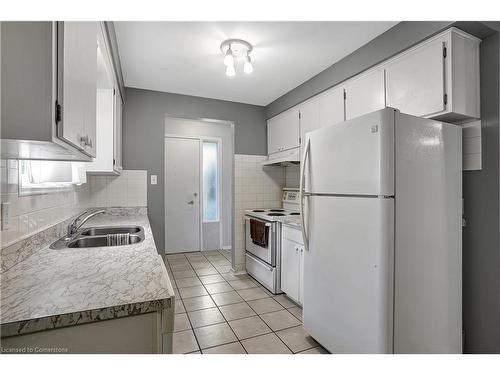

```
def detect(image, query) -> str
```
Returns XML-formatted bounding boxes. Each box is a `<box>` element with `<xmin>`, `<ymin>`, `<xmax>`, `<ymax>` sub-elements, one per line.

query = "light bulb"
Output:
<box><xmin>224</xmin><ymin>47</ymin><xmax>234</xmax><ymax>67</ymax></box>
<box><xmin>225</xmin><ymin>64</ymin><xmax>235</xmax><ymax>77</ymax></box>
<box><xmin>243</xmin><ymin>55</ymin><xmax>253</xmax><ymax>74</ymax></box>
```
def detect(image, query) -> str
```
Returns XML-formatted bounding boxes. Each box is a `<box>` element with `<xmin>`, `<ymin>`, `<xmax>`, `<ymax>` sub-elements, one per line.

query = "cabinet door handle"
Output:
<box><xmin>80</xmin><ymin>135</ymin><xmax>92</xmax><ymax>148</ymax></box>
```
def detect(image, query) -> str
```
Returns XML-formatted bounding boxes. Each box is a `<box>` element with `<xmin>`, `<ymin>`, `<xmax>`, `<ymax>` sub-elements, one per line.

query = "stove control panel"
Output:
<box><xmin>283</xmin><ymin>190</ymin><xmax>299</xmax><ymax>203</ymax></box>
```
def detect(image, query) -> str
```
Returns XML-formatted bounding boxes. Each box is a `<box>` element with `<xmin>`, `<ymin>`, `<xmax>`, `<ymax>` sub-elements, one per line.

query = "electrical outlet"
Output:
<box><xmin>150</xmin><ymin>175</ymin><xmax>157</xmax><ymax>185</ymax></box>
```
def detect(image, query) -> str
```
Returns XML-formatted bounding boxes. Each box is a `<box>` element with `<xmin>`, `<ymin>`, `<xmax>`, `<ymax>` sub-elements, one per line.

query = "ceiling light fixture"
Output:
<box><xmin>225</xmin><ymin>64</ymin><xmax>236</xmax><ymax>77</ymax></box>
<box><xmin>220</xmin><ymin>38</ymin><xmax>253</xmax><ymax>77</ymax></box>
<box><xmin>243</xmin><ymin>54</ymin><xmax>253</xmax><ymax>74</ymax></box>
<box><xmin>223</xmin><ymin>45</ymin><xmax>234</xmax><ymax>67</ymax></box>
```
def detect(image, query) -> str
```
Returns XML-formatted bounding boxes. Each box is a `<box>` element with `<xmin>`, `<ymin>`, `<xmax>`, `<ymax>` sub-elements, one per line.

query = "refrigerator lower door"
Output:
<box><xmin>302</xmin><ymin>195</ymin><xmax>394</xmax><ymax>353</ymax></box>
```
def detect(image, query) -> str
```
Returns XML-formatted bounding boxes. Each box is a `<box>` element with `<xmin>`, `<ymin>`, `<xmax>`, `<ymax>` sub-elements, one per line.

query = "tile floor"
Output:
<box><xmin>163</xmin><ymin>250</ymin><xmax>328</xmax><ymax>354</ymax></box>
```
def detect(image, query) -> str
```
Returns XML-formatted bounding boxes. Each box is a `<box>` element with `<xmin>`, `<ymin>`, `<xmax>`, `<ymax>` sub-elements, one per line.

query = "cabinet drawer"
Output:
<box><xmin>246</xmin><ymin>253</ymin><xmax>276</xmax><ymax>293</ymax></box>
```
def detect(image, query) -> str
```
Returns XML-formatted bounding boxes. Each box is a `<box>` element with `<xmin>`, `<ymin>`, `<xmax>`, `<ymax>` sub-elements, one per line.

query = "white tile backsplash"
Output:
<box><xmin>88</xmin><ymin>170</ymin><xmax>147</xmax><ymax>208</ymax></box>
<box><xmin>284</xmin><ymin>164</ymin><xmax>300</xmax><ymax>188</ymax></box>
<box><xmin>233</xmin><ymin>154</ymin><xmax>285</xmax><ymax>271</ymax></box>
<box><xmin>0</xmin><ymin>161</ymin><xmax>90</xmax><ymax>248</ymax></box>
<box><xmin>0</xmin><ymin>162</ymin><xmax>147</xmax><ymax>249</ymax></box>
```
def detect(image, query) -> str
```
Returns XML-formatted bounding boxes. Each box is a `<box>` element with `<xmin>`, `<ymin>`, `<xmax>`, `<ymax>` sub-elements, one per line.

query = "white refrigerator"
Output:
<box><xmin>299</xmin><ymin>108</ymin><xmax>462</xmax><ymax>353</ymax></box>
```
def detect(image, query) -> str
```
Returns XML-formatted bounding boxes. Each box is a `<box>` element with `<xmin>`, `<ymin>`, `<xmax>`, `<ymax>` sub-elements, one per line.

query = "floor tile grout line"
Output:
<box><xmin>170</xmin><ymin>250</ymin><xmax>310</xmax><ymax>354</ymax></box>
<box><xmin>212</xmin><ymin>262</ymin><xmax>298</xmax><ymax>354</ymax></box>
<box><xmin>186</xmin><ymin>251</ymin><xmax>245</xmax><ymax>354</ymax></box>
<box><xmin>207</xmin><ymin>255</ymin><xmax>248</xmax><ymax>354</ymax></box>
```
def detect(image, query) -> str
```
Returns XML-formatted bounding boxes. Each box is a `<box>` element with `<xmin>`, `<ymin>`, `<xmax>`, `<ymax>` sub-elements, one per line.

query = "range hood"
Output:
<box><xmin>261</xmin><ymin>147</ymin><xmax>300</xmax><ymax>166</ymax></box>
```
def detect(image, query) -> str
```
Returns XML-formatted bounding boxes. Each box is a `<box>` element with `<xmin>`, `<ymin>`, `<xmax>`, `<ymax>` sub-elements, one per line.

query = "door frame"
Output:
<box><xmin>164</xmin><ymin>134</ymin><xmax>224</xmax><ymax>252</ymax></box>
<box><xmin>164</xmin><ymin>115</ymin><xmax>236</xmax><ymax>269</ymax></box>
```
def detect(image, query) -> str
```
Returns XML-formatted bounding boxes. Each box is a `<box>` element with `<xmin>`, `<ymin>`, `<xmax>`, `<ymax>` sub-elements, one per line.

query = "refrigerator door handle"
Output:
<box><xmin>300</xmin><ymin>137</ymin><xmax>311</xmax><ymax>251</ymax></box>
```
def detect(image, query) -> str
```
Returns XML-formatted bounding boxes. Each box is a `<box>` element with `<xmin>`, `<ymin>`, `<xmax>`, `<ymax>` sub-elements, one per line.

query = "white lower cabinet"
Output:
<box><xmin>281</xmin><ymin>225</ymin><xmax>304</xmax><ymax>305</ymax></box>
<box><xmin>1</xmin><ymin>308</ymin><xmax>174</xmax><ymax>354</ymax></box>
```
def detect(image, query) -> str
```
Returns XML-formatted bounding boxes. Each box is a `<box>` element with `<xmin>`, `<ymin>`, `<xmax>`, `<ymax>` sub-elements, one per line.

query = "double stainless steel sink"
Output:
<box><xmin>50</xmin><ymin>226</ymin><xmax>145</xmax><ymax>249</ymax></box>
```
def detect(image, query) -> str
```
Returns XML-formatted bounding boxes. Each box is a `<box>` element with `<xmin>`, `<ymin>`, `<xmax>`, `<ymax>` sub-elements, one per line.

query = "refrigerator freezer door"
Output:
<box><xmin>302</xmin><ymin>195</ymin><xmax>394</xmax><ymax>353</ymax></box>
<box><xmin>305</xmin><ymin>108</ymin><xmax>395</xmax><ymax>196</ymax></box>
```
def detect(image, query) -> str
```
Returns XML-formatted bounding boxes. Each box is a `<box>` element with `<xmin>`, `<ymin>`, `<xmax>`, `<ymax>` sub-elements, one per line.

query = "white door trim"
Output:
<box><xmin>164</xmin><ymin>134</ymin><xmax>223</xmax><ymax>252</ymax></box>
<box><xmin>164</xmin><ymin>114</ymin><xmax>235</xmax><ymax>270</ymax></box>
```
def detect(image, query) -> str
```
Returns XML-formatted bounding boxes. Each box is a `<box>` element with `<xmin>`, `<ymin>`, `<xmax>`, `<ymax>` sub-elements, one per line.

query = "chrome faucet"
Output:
<box><xmin>67</xmin><ymin>210</ymin><xmax>105</xmax><ymax>238</ymax></box>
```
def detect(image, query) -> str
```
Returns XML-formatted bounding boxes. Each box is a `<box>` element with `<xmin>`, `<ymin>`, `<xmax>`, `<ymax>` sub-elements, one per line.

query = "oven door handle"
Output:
<box><xmin>245</xmin><ymin>217</ymin><xmax>272</xmax><ymax>227</ymax></box>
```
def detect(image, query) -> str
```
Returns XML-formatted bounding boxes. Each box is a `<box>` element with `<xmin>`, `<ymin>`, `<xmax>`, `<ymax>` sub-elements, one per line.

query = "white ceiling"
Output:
<box><xmin>114</xmin><ymin>22</ymin><xmax>398</xmax><ymax>106</ymax></box>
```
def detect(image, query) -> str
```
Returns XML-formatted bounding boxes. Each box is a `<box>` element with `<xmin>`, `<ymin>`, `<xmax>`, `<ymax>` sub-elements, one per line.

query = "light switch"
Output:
<box><xmin>150</xmin><ymin>175</ymin><xmax>157</xmax><ymax>185</ymax></box>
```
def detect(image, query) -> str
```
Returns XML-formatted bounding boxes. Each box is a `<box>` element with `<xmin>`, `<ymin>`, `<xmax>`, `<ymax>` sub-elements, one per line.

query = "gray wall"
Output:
<box><xmin>462</xmin><ymin>28</ymin><xmax>500</xmax><ymax>354</ymax></box>
<box><xmin>122</xmin><ymin>87</ymin><xmax>266</xmax><ymax>252</ymax></box>
<box><xmin>265</xmin><ymin>21</ymin><xmax>500</xmax><ymax>353</ymax></box>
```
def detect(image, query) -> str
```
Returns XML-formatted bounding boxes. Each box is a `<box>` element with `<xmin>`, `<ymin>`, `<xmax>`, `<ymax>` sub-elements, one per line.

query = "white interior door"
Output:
<box><xmin>165</xmin><ymin>137</ymin><xmax>200</xmax><ymax>253</ymax></box>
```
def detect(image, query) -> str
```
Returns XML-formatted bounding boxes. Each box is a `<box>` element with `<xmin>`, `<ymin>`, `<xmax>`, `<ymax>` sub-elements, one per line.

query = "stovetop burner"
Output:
<box><xmin>268</xmin><ymin>213</ymin><xmax>285</xmax><ymax>216</ymax></box>
<box><xmin>269</xmin><ymin>209</ymin><xmax>285</xmax><ymax>212</ymax></box>
<box><xmin>252</xmin><ymin>209</ymin><xmax>265</xmax><ymax>212</ymax></box>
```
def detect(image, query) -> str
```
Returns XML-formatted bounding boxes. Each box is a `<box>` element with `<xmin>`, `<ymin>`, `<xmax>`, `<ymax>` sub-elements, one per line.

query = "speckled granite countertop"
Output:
<box><xmin>278</xmin><ymin>216</ymin><xmax>302</xmax><ymax>229</ymax></box>
<box><xmin>1</xmin><ymin>210</ymin><xmax>174</xmax><ymax>338</ymax></box>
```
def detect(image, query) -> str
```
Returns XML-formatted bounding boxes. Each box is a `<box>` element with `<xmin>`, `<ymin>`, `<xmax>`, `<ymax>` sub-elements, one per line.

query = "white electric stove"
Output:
<box><xmin>244</xmin><ymin>188</ymin><xmax>300</xmax><ymax>294</ymax></box>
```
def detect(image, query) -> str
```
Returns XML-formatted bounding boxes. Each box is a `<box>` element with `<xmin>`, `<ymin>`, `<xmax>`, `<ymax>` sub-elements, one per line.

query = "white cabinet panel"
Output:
<box><xmin>386</xmin><ymin>38</ymin><xmax>445</xmax><ymax>117</ymax></box>
<box><xmin>298</xmin><ymin>246</ymin><xmax>304</xmax><ymax>305</ymax></box>
<box><xmin>1</xmin><ymin>21</ymin><xmax>96</xmax><ymax>161</ymax></box>
<box><xmin>267</xmin><ymin>107</ymin><xmax>300</xmax><ymax>155</ymax></box>
<box><xmin>299</xmin><ymin>98</ymin><xmax>320</xmax><ymax>158</ymax></box>
<box><xmin>319</xmin><ymin>87</ymin><xmax>345</xmax><ymax>128</ymax></box>
<box><xmin>59</xmin><ymin>22</ymin><xmax>97</xmax><ymax>157</ymax></box>
<box><xmin>282</xmin><ymin>226</ymin><xmax>304</xmax><ymax>305</ymax></box>
<box><xmin>86</xmin><ymin>23</ymin><xmax>121</xmax><ymax>175</ymax></box>
<box><xmin>114</xmin><ymin>90</ymin><xmax>123</xmax><ymax>172</ymax></box>
<box><xmin>344</xmin><ymin>69</ymin><xmax>386</xmax><ymax>120</ymax></box>
<box><xmin>281</xmin><ymin>237</ymin><xmax>300</xmax><ymax>302</ymax></box>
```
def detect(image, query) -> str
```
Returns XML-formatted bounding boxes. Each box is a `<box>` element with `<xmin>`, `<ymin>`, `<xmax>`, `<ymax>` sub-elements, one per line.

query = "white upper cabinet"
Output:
<box><xmin>344</xmin><ymin>69</ymin><xmax>386</xmax><ymax>120</ymax></box>
<box><xmin>114</xmin><ymin>90</ymin><xmax>123</xmax><ymax>172</ymax></box>
<box><xmin>386</xmin><ymin>28</ymin><xmax>480</xmax><ymax>121</ymax></box>
<box><xmin>385</xmin><ymin>38</ymin><xmax>445</xmax><ymax>117</ymax></box>
<box><xmin>299</xmin><ymin>98</ymin><xmax>320</xmax><ymax>157</ymax></box>
<box><xmin>267</xmin><ymin>107</ymin><xmax>300</xmax><ymax>155</ymax></box>
<box><xmin>1</xmin><ymin>21</ymin><xmax>97</xmax><ymax>161</ymax></box>
<box><xmin>58</xmin><ymin>22</ymin><xmax>98</xmax><ymax>157</ymax></box>
<box><xmin>319</xmin><ymin>86</ymin><xmax>345</xmax><ymax>128</ymax></box>
<box><xmin>85</xmin><ymin>23</ymin><xmax>122</xmax><ymax>175</ymax></box>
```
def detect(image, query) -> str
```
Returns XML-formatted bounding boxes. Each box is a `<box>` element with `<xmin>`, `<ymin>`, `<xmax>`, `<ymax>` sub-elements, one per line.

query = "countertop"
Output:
<box><xmin>278</xmin><ymin>216</ymin><xmax>302</xmax><ymax>230</ymax></box>
<box><xmin>0</xmin><ymin>209</ymin><xmax>174</xmax><ymax>338</ymax></box>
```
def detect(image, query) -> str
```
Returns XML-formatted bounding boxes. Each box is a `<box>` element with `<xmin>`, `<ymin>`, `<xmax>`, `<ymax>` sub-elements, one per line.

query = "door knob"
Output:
<box><xmin>187</xmin><ymin>200</ymin><xmax>194</xmax><ymax>205</ymax></box>
<box><xmin>193</xmin><ymin>193</ymin><xmax>198</xmax><ymax>197</ymax></box>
